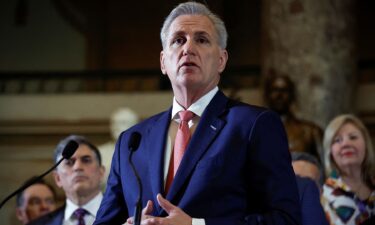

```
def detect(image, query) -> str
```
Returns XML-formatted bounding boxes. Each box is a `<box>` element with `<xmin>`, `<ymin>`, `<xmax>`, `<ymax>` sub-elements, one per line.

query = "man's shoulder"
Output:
<box><xmin>227</xmin><ymin>98</ymin><xmax>278</xmax><ymax>120</ymax></box>
<box><xmin>296</xmin><ymin>176</ymin><xmax>316</xmax><ymax>189</ymax></box>
<box><xmin>26</xmin><ymin>205</ymin><xmax>65</xmax><ymax>225</ymax></box>
<box><xmin>296</xmin><ymin>176</ymin><xmax>320</xmax><ymax>199</ymax></box>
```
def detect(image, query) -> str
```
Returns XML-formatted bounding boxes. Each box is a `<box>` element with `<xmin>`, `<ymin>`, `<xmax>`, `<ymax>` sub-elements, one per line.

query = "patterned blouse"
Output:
<box><xmin>321</xmin><ymin>177</ymin><xmax>375</xmax><ymax>225</ymax></box>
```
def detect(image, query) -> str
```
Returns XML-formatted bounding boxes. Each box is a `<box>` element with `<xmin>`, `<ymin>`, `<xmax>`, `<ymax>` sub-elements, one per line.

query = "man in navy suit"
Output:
<box><xmin>94</xmin><ymin>2</ymin><xmax>301</xmax><ymax>225</ymax></box>
<box><xmin>296</xmin><ymin>176</ymin><xmax>328</xmax><ymax>225</ymax></box>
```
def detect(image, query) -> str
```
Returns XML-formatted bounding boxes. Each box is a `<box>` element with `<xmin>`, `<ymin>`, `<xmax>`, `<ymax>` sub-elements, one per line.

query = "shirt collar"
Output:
<box><xmin>171</xmin><ymin>87</ymin><xmax>218</xmax><ymax>119</ymax></box>
<box><xmin>64</xmin><ymin>192</ymin><xmax>103</xmax><ymax>220</ymax></box>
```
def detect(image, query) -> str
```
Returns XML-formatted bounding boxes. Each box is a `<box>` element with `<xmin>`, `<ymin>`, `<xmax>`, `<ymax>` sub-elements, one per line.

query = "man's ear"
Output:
<box><xmin>53</xmin><ymin>171</ymin><xmax>62</xmax><ymax>188</ymax></box>
<box><xmin>160</xmin><ymin>51</ymin><xmax>167</xmax><ymax>75</ymax></box>
<box><xmin>99</xmin><ymin>165</ymin><xmax>105</xmax><ymax>182</ymax></box>
<box><xmin>15</xmin><ymin>208</ymin><xmax>24</xmax><ymax>221</ymax></box>
<box><xmin>218</xmin><ymin>49</ymin><xmax>228</xmax><ymax>73</ymax></box>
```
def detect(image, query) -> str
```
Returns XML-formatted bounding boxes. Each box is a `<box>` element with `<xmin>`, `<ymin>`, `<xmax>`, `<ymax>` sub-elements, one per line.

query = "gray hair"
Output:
<box><xmin>160</xmin><ymin>1</ymin><xmax>228</xmax><ymax>49</ymax></box>
<box><xmin>54</xmin><ymin>135</ymin><xmax>102</xmax><ymax>166</ymax></box>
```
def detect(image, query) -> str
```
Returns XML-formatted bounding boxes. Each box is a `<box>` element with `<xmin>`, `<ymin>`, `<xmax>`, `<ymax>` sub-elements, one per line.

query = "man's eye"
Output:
<box><xmin>65</xmin><ymin>159</ymin><xmax>74</xmax><ymax>166</ymax></box>
<box><xmin>29</xmin><ymin>198</ymin><xmax>41</xmax><ymax>205</ymax></box>
<box><xmin>172</xmin><ymin>37</ymin><xmax>185</xmax><ymax>45</ymax></box>
<box><xmin>197</xmin><ymin>37</ymin><xmax>209</xmax><ymax>44</ymax></box>
<box><xmin>45</xmin><ymin>198</ymin><xmax>55</xmax><ymax>205</ymax></box>
<box><xmin>81</xmin><ymin>157</ymin><xmax>93</xmax><ymax>164</ymax></box>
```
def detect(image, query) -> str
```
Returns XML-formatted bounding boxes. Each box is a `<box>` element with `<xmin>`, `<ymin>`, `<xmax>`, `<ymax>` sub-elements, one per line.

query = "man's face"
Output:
<box><xmin>160</xmin><ymin>15</ymin><xmax>228</xmax><ymax>98</ymax></box>
<box><xmin>292</xmin><ymin>160</ymin><xmax>321</xmax><ymax>189</ymax></box>
<box><xmin>54</xmin><ymin>144</ymin><xmax>104</xmax><ymax>201</ymax></box>
<box><xmin>16</xmin><ymin>184</ymin><xmax>56</xmax><ymax>225</ymax></box>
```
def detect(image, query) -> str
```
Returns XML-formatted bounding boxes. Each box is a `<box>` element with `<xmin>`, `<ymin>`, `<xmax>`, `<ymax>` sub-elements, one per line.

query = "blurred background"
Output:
<box><xmin>0</xmin><ymin>0</ymin><xmax>374</xmax><ymax>224</ymax></box>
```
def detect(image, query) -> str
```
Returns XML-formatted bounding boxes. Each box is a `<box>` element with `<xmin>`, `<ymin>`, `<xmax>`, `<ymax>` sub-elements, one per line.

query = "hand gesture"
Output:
<box><xmin>126</xmin><ymin>194</ymin><xmax>192</xmax><ymax>225</ymax></box>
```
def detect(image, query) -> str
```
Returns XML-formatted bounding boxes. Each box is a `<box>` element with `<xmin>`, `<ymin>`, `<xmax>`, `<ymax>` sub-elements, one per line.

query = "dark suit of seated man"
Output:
<box><xmin>296</xmin><ymin>176</ymin><xmax>328</xmax><ymax>225</ymax></box>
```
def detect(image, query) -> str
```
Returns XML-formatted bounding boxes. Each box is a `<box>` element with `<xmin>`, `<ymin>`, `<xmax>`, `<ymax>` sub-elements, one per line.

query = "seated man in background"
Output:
<box><xmin>291</xmin><ymin>152</ymin><xmax>325</xmax><ymax>191</ymax></box>
<box><xmin>16</xmin><ymin>177</ymin><xmax>57</xmax><ymax>225</ymax></box>
<box><xmin>292</xmin><ymin>152</ymin><xmax>328</xmax><ymax>225</ymax></box>
<box><xmin>295</xmin><ymin>176</ymin><xmax>328</xmax><ymax>225</ymax></box>
<box><xmin>28</xmin><ymin>135</ymin><xmax>105</xmax><ymax>225</ymax></box>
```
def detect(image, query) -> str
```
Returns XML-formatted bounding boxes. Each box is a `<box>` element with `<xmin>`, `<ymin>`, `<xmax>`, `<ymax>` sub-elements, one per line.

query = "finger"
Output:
<box><xmin>156</xmin><ymin>193</ymin><xmax>175</xmax><ymax>214</ymax></box>
<box><xmin>126</xmin><ymin>217</ymin><xmax>133</xmax><ymax>224</ymax></box>
<box><xmin>142</xmin><ymin>200</ymin><xmax>153</xmax><ymax>215</ymax></box>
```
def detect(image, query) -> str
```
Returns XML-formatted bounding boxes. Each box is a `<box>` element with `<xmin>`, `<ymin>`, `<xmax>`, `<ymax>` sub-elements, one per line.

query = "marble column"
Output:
<box><xmin>261</xmin><ymin>0</ymin><xmax>357</xmax><ymax>127</ymax></box>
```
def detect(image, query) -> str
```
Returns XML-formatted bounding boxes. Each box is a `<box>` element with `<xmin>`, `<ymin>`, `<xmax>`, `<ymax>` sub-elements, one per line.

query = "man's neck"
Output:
<box><xmin>173</xmin><ymin>85</ymin><xmax>217</xmax><ymax>109</ymax></box>
<box><xmin>70</xmin><ymin>190</ymin><xmax>100</xmax><ymax>207</ymax></box>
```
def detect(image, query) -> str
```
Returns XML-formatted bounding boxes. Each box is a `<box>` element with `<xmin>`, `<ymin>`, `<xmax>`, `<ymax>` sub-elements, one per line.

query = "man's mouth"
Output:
<box><xmin>180</xmin><ymin>62</ymin><xmax>197</xmax><ymax>68</ymax></box>
<box><xmin>73</xmin><ymin>175</ymin><xmax>87</xmax><ymax>182</ymax></box>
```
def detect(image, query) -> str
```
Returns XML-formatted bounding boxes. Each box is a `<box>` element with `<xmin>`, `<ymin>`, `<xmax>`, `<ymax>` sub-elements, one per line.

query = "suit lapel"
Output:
<box><xmin>166</xmin><ymin>91</ymin><xmax>228</xmax><ymax>202</ymax></box>
<box><xmin>146</xmin><ymin>109</ymin><xmax>171</xmax><ymax>214</ymax></box>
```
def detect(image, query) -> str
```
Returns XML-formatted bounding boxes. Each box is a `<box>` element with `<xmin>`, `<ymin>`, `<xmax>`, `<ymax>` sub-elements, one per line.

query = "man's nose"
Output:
<box><xmin>40</xmin><ymin>201</ymin><xmax>50</xmax><ymax>210</ymax></box>
<box><xmin>73</xmin><ymin>159</ymin><xmax>84</xmax><ymax>170</ymax></box>
<box><xmin>183</xmin><ymin>39</ymin><xmax>196</xmax><ymax>55</ymax></box>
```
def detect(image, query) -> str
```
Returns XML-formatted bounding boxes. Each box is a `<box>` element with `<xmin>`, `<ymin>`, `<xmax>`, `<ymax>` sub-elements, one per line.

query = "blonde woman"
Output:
<box><xmin>322</xmin><ymin>114</ymin><xmax>375</xmax><ymax>224</ymax></box>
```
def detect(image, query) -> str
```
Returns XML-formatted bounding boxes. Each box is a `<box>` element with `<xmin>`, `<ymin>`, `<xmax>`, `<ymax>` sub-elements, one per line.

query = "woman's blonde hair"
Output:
<box><xmin>323</xmin><ymin>114</ymin><xmax>375</xmax><ymax>188</ymax></box>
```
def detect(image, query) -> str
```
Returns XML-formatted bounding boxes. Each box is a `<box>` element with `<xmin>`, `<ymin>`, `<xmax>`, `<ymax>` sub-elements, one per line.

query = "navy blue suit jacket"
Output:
<box><xmin>296</xmin><ymin>176</ymin><xmax>328</xmax><ymax>225</ymax></box>
<box><xmin>94</xmin><ymin>91</ymin><xmax>301</xmax><ymax>225</ymax></box>
<box><xmin>26</xmin><ymin>205</ymin><xmax>64</xmax><ymax>225</ymax></box>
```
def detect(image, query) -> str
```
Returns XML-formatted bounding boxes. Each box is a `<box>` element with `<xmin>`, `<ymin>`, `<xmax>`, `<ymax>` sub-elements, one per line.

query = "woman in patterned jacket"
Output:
<box><xmin>322</xmin><ymin>114</ymin><xmax>375</xmax><ymax>225</ymax></box>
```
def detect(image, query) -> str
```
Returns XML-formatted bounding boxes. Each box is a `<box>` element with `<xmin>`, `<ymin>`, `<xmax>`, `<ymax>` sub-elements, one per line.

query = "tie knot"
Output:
<box><xmin>179</xmin><ymin>110</ymin><xmax>194</xmax><ymax>122</ymax></box>
<box><xmin>73</xmin><ymin>208</ymin><xmax>87</xmax><ymax>219</ymax></box>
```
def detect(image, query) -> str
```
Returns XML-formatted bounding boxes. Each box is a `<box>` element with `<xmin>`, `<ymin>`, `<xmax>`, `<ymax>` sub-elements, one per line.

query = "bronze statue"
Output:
<box><xmin>264</xmin><ymin>75</ymin><xmax>324</xmax><ymax>163</ymax></box>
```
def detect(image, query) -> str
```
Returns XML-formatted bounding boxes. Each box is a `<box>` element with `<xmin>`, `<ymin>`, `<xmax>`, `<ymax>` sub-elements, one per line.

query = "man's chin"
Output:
<box><xmin>72</xmin><ymin>182</ymin><xmax>89</xmax><ymax>192</ymax></box>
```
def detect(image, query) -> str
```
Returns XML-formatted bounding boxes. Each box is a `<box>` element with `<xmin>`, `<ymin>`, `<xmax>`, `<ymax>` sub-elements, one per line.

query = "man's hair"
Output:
<box><xmin>291</xmin><ymin>152</ymin><xmax>325</xmax><ymax>186</ymax></box>
<box><xmin>160</xmin><ymin>1</ymin><xmax>228</xmax><ymax>49</ymax></box>
<box><xmin>54</xmin><ymin>135</ymin><xmax>102</xmax><ymax>165</ymax></box>
<box><xmin>16</xmin><ymin>177</ymin><xmax>56</xmax><ymax>207</ymax></box>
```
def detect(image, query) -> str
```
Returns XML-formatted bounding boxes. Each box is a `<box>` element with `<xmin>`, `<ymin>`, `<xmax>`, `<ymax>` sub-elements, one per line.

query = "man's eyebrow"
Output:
<box><xmin>170</xmin><ymin>30</ymin><xmax>186</xmax><ymax>37</ymax></box>
<box><xmin>170</xmin><ymin>30</ymin><xmax>212</xmax><ymax>37</ymax></box>
<box><xmin>195</xmin><ymin>31</ymin><xmax>211</xmax><ymax>37</ymax></box>
<box><xmin>29</xmin><ymin>196</ymin><xmax>40</xmax><ymax>200</ymax></box>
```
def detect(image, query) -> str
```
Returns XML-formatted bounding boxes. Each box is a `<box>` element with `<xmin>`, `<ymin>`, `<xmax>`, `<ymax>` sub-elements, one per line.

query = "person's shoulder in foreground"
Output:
<box><xmin>26</xmin><ymin>206</ymin><xmax>65</xmax><ymax>225</ymax></box>
<box><xmin>296</xmin><ymin>176</ymin><xmax>328</xmax><ymax>225</ymax></box>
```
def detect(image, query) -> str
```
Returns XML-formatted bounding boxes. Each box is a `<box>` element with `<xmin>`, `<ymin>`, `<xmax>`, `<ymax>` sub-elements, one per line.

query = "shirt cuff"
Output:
<box><xmin>192</xmin><ymin>218</ymin><xmax>205</xmax><ymax>225</ymax></box>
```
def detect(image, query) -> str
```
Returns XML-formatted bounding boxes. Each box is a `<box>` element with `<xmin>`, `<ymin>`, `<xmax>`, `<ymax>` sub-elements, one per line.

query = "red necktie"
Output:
<box><xmin>165</xmin><ymin>110</ymin><xmax>194</xmax><ymax>193</ymax></box>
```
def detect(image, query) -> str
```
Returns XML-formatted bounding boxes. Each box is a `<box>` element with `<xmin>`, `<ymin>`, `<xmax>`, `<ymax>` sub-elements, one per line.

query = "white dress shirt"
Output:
<box><xmin>163</xmin><ymin>86</ymin><xmax>218</xmax><ymax>225</ymax></box>
<box><xmin>63</xmin><ymin>192</ymin><xmax>103</xmax><ymax>225</ymax></box>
